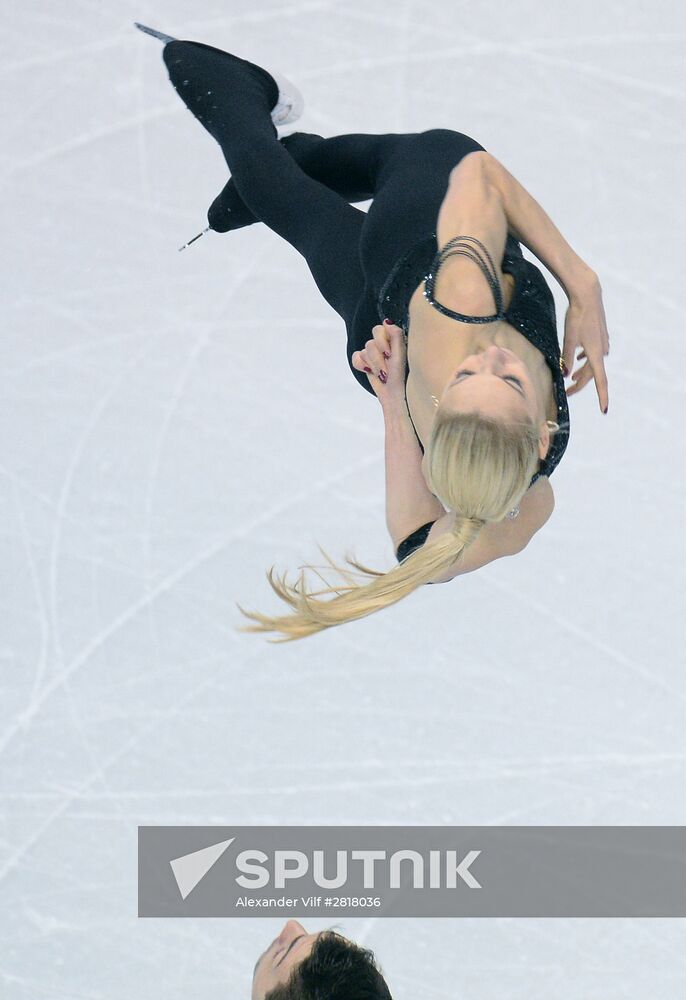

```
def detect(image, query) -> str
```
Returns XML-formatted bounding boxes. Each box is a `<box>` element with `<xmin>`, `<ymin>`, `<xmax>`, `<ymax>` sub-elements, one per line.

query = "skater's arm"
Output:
<box><xmin>479</xmin><ymin>152</ymin><xmax>597</xmax><ymax>301</ymax></box>
<box><xmin>382</xmin><ymin>396</ymin><xmax>445</xmax><ymax>548</ymax></box>
<box><xmin>424</xmin><ymin>475</ymin><xmax>555</xmax><ymax>582</ymax></box>
<box><xmin>482</xmin><ymin>152</ymin><xmax>610</xmax><ymax>411</ymax></box>
<box><xmin>433</xmin><ymin>151</ymin><xmax>510</xmax><ymax>316</ymax></box>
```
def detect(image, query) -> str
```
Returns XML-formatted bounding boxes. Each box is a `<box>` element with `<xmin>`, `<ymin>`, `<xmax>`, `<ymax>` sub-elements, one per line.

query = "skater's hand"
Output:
<box><xmin>561</xmin><ymin>275</ymin><xmax>610</xmax><ymax>413</ymax></box>
<box><xmin>351</xmin><ymin>321</ymin><xmax>407</xmax><ymax>405</ymax></box>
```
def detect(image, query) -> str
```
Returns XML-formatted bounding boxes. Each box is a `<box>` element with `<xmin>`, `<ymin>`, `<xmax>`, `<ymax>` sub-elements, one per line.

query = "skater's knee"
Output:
<box><xmin>421</xmin><ymin>127</ymin><xmax>485</xmax><ymax>154</ymax></box>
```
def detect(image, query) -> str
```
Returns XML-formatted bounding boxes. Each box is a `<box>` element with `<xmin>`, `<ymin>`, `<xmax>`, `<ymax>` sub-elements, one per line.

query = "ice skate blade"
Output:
<box><xmin>178</xmin><ymin>227</ymin><xmax>210</xmax><ymax>252</ymax></box>
<box><xmin>134</xmin><ymin>22</ymin><xmax>177</xmax><ymax>44</ymax></box>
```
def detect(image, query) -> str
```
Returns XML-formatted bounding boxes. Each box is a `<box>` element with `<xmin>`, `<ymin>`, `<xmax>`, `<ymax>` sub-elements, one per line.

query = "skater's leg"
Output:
<box><xmin>163</xmin><ymin>41</ymin><xmax>365</xmax><ymax>327</ymax></box>
<box><xmin>209</xmin><ymin>130</ymin><xmax>408</xmax><ymax>231</ymax></box>
<box><xmin>209</xmin><ymin>126</ymin><xmax>484</xmax><ymax>294</ymax></box>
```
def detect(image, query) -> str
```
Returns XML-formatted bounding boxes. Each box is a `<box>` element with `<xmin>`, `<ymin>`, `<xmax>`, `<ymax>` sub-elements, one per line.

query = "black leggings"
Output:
<box><xmin>175</xmin><ymin>46</ymin><xmax>484</xmax><ymax>390</ymax></box>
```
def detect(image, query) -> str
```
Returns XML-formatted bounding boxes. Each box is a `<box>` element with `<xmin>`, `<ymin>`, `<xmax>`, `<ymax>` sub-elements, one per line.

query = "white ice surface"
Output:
<box><xmin>2</xmin><ymin>1</ymin><xmax>686</xmax><ymax>997</ymax></box>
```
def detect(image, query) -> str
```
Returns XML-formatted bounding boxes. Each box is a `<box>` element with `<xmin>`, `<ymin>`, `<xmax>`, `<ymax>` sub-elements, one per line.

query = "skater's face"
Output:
<box><xmin>439</xmin><ymin>344</ymin><xmax>541</xmax><ymax>424</ymax></box>
<box><xmin>251</xmin><ymin>920</ymin><xmax>319</xmax><ymax>999</ymax></box>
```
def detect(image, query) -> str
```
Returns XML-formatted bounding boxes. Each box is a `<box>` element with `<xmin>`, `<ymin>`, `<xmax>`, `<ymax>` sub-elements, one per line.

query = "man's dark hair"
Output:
<box><xmin>264</xmin><ymin>930</ymin><xmax>392</xmax><ymax>1000</ymax></box>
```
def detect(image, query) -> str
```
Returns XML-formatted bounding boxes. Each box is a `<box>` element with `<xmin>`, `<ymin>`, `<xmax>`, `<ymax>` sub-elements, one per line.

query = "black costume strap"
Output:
<box><xmin>423</xmin><ymin>235</ymin><xmax>505</xmax><ymax>323</ymax></box>
<box><xmin>396</xmin><ymin>520</ymin><xmax>436</xmax><ymax>563</ymax></box>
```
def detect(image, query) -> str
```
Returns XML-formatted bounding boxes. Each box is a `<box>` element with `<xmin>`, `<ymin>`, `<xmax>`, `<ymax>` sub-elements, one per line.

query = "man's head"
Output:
<box><xmin>252</xmin><ymin>920</ymin><xmax>392</xmax><ymax>1000</ymax></box>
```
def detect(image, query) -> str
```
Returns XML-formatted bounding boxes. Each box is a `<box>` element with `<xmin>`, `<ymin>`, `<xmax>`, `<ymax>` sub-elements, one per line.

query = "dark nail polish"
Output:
<box><xmin>562</xmin><ymin>363</ymin><xmax>569</xmax><ymax>377</ymax></box>
<box><xmin>383</xmin><ymin>351</ymin><xmax>391</xmax><ymax>360</ymax></box>
<box><xmin>383</xmin><ymin>318</ymin><xmax>392</xmax><ymax>325</ymax></box>
<box><xmin>364</xmin><ymin>366</ymin><xmax>372</xmax><ymax>373</ymax></box>
<box><xmin>379</xmin><ymin>370</ymin><xmax>387</xmax><ymax>383</ymax></box>
<box><xmin>603</xmin><ymin>405</ymin><xmax>608</xmax><ymax>414</ymax></box>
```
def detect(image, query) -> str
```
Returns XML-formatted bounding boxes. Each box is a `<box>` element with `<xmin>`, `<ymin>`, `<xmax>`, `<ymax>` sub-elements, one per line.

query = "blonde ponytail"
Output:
<box><xmin>237</xmin><ymin>411</ymin><xmax>544</xmax><ymax>642</ymax></box>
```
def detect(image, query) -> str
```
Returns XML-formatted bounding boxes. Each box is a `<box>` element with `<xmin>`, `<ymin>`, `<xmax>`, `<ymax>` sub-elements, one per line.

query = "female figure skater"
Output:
<box><xmin>137</xmin><ymin>25</ymin><xmax>610</xmax><ymax>642</ymax></box>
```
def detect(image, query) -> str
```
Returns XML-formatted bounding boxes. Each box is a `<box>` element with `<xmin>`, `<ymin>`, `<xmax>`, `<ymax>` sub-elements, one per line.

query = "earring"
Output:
<box><xmin>431</xmin><ymin>394</ymin><xmax>440</xmax><ymax>408</ymax></box>
<box><xmin>546</xmin><ymin>419</ymin><xmax>560</xmax><ymax>431</ymax></box>
<box><xmin>507</xmin><ymin>504</ymin><xmax>520</xmax><ymax>519</ymax></box>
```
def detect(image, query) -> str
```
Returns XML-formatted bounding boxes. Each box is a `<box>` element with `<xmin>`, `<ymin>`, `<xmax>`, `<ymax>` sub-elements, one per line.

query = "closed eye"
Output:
<box><xmin>275</xmin><ymin>935</ymin><xmax>306</xmax><ymax>968</ymax></box>
<box><xmin>454</xmin><ymin>370</ymin><xmax>524</xmax><ymax>395</ymax></box>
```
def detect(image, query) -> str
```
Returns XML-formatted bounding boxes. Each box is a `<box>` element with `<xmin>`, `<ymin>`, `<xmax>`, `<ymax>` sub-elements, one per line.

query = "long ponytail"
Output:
<box><xmin>238</xmin><ymin>412</ymin><xmax>544</xmax><ymax>642</ymax></box>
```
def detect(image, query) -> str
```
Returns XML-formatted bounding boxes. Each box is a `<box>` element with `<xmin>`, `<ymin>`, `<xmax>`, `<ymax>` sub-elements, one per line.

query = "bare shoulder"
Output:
<box><xmin>424</xmin><ymin>476</ymin><xmax>555</xmax><ymax>584</ymax></box>
<box><xmin>510</xmin><ymin>475</ymin><xmax>555</xmax><ymax>548</ymax></box>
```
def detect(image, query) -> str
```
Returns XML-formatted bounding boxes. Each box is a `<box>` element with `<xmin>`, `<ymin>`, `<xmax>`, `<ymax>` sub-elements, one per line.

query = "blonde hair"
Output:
<box><xmin>238</xmin><ymin>411</ymin><xmax>543</xmax><ymax>642</ymax></box>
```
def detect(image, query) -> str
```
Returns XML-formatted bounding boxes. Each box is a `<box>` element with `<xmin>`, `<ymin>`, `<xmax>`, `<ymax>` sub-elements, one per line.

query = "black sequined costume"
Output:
<box><xmin>157</xmin><ymin>44</ymin><xmax>568</xmax><ymax>567</ymax></box>
<box><xmin>378</xmin><ymin>231</ymin><xmax>570</xmax><ymax>477</ymax></box>
<box><xmin>378</xmin><ymin>232</ymin><xmax>569</xmax><ymax>563</ymax></box>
